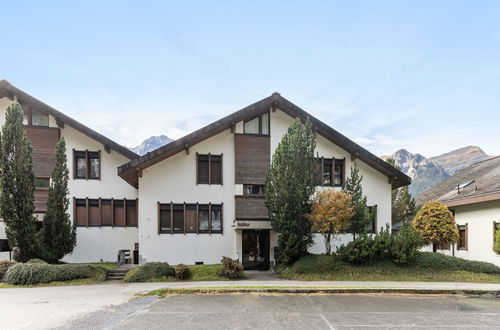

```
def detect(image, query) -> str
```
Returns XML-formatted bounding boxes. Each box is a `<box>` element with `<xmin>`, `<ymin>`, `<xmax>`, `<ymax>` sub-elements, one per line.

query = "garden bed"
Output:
<box><xmin>276</xmin><ymin>253</ymin><xmax>500</xmax><ymax>283</ymax></box>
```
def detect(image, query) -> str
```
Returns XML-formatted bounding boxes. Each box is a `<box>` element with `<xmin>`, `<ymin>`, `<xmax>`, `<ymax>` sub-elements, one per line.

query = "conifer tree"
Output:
<box><xmin>342</xmin><ymin>166</ymin><xmax>371</xmax><ymax>239</ymax></box>
<box><xmin>0</xmin><ymin>102</ymin><xmax>38</xmax><ymax>262</ymax></box>
<box><xmin>386</xmin><ymin>157</ymin><xmax>416</xmax><ymax>225</ymax></box>
<box><xmin>265</xmin><ymin>118</ymin><xmax>316</xmax><ymax>264</ymax></box>
<box><xmin>40</xmin><ymin>138</ymin><xmax>76</xmax><ymax>263</ymax></box>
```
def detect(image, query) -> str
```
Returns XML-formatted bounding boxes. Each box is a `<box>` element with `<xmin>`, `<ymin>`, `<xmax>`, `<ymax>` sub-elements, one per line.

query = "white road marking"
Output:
<box><xmin>320</xmin><ymin>313</ymin><xmax>336</xmax><ymax>330</ymax></box>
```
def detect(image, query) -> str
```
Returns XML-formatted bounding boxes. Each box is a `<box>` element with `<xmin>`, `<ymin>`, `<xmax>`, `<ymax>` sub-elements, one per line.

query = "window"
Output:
<box><xmin>244</xmin><ymin>184</ymin><xmax>265</xmax><ymax>195</ymax></box>
<box><xmin>0</xmin><ymin>239</ymin><xmax>11</xmax><ymax>252</ymax></box>
<box><xmin>197</xmin><ymin>153</ymin><xmax>223</xmax><ymax>185</ymax></box>
<box><xmin>35</xmin><ymin>177</ymin><xmax>50</xmax><ymax>189</ymax></box>
<box><xmin>31</xmin><ymin>109</ymin><xmax>49</xmax><ymax>127</ymax></box>
<box><xmin>494</xmin><ymin>221</ymin><xmax>500</xmax><ymax>245</ymax></box>
<box><xmin>158</xmin><ymin>202</ymin><xmax>223</xmax><ymax>234</ymax></box>
<box><xmin>315</xmin><ymin>157</ymin><xmax>345</xmax><ymax>187</ymax></box>
<box><xmin>243</xmin><ymin>112</ymin><xmax>270</xmax><ymax>135</ymax></box>
<box><xmin>74</xmin><ymin>198</ymin><xmax>137</xmax><ymax>227</ymax></box>
<box><xmin>457</xmin><ymin>224</ymin><xmax>468</xmax><ymax>250</ymax></box>
<box><xmin>74</xmin><ymin>150</ymin><xmax>101</xmax><ymax>180</ymax></box>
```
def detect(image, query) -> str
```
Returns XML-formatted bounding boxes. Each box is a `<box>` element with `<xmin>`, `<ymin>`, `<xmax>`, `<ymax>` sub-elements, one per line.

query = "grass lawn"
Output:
<box><xmin>276</xmin><ymin>253</ymin><xmax>500</xmax><ymax>283</ymax></box>
<box><xmin>76</xmin><ymin>262</ymin><xmax>118</xmax><ymax>270</ymax></box>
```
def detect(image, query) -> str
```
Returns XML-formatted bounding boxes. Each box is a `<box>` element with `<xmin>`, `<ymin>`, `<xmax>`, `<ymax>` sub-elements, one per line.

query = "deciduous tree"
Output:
<box><xmin>265</xmin><ymin>118</ymin><xmax>316</xmax><ymax>264</ymax></box>
<box><xmin>307</xmin><ymin>190</ymin><xmax>354</xmax><ymax>254</ymax></box>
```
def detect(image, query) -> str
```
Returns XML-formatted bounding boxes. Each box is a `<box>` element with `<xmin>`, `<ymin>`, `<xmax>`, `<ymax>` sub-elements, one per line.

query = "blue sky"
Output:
<box><xmin>2</xmin><ymin>1</ymin><xmax>500</xmax><ymax>157</ymax></box>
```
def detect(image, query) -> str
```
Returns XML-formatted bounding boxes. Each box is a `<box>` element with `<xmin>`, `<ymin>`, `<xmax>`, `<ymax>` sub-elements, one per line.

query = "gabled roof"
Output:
<box><xmin>118</xmin><ymin>93</ymin><xmax>410</xmax><ymax>189</ymax></box>
<box><xmin>0</xmin><ymin>80</ymin><xmax>138</xmax><ymax>160</ymax></box>
<box><xmin>416</xmin><ymin>156</ymin><xmax>500</xmax><ymax>207</ymax></box>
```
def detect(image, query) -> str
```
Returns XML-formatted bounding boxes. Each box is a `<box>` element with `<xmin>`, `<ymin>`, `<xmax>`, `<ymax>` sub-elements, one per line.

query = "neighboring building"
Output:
<box><xmin>0</xmin><ymin>80</ymin><xmax>410</xmax><ymax>268</ymax></box>
<box><xmin>416</xmin><ymin>156</ymin><xmax>500</xmax><ymax>266</ymax></box>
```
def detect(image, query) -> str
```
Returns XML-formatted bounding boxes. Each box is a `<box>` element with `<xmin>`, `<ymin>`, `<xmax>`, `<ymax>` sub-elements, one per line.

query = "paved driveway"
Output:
<box><xmin>61</xmin><ymin>294</ymin><xmax>500</xmax><ymax>329</ymax></box>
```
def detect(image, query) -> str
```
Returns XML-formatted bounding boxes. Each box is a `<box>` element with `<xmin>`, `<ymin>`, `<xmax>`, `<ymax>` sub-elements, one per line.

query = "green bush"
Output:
<box><xmin>174</xmin><ymin>264</ymin><xmax>191</xmax><ymax>280</ymax></box>
<box><xmin>414</xmin><ymin>252</ymin><xmax>500</xmax><ymax>274</ymax></box>
<box><xmin>337</xmin><ymin>234</ymin><xmax>383</xmax><ymax>264</ymax></box>
<box><xmin>26</xmin><ymin>258</ymin><xmax>48</xmax><ymax>264</ymax></box>
<box><xmin>391</xmin><ymin>222</ymin><xmax>425</xmax><ymax>265</ymax></box>
<box><xmin>3</xmin><ymin>263</ymin><xmax>104</xmax><ymax>285</ymax></box>
<box><xmin>494</xmin><ymin>230</ymin><xmax>500</xmax><ymax>255</ymax></box>
<box><xmin>219</xmin><ymin>257</ymin><xmax>244</xmax><ymax>279</ymax></box>
<box><xmin>124</xmin><ymin>262</ymin><xmax>175</xmax><ymax>282</ymax></box>
<box><xmin>0</xmin><ymin>260</ymin><xmax>16</xmax><ymax>280</ymax></box>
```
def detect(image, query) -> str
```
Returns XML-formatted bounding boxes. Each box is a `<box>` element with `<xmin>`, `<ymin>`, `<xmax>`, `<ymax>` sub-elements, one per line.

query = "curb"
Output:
<box><xmin>144</xmin><ymin>287</ymin><xmax>500</xmax><ymax>297</ymax></box>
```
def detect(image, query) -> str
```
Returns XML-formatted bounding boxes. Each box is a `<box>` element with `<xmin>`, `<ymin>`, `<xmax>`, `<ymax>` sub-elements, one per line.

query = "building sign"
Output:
<box><xmin>234</xmin><ymin>220</ymin><xmax>273</xmax><ymax>230</ymax></box>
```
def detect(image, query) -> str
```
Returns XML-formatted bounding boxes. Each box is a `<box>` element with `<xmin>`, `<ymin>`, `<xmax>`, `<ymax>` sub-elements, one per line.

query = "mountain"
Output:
<box><xmin>428</xmin><ymin>146</ymin><xmax>489</xmax><ymax>176</ymax></box>
<box><xmin>383</xmin><ymin>146</ymin><xmax>491</xmax><ymax>197</ymax></box>
<box><xmin>129</xmin><ymin>135</ymin><xmax>173</xmax><ymax>155</ymax></box>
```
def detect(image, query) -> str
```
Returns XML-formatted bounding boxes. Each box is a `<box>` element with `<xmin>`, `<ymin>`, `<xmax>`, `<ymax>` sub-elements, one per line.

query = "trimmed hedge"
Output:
<box><xmin>124</xmin><ymin>262</ymin><xmax>175</xmax><ymax>282</ymax></box>
<box><xmin>0</xmin><ymin>260</ymin><xmax>16</xmax><ymax>279</ymax></box>
<box><xmin>3</xmin><ymin>263</ymin><xmax>105</xmax><ymax>285</ymax></box>
<box><xmin>414</xmin><ymin>252</ymin><xmax>500</xmax><ymax>274</ymax></box>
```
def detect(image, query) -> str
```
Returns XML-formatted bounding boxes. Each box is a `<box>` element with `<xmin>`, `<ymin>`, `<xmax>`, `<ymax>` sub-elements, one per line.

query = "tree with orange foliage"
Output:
<box><xmin>308</xmin><ymin>190</ymin><xmax>354</xmax><ymax>254</ymax></box>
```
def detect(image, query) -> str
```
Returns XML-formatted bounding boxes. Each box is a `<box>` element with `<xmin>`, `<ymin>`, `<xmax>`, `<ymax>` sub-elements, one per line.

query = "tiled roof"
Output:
<box><xmin>416</xmin><ymin>156</ymin><xmax>500</xmax><ymax>206</ymax></box>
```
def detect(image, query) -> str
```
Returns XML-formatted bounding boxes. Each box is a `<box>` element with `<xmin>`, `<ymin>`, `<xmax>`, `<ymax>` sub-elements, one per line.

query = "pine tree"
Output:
<box><xmin>342</xmin><ymin>165</ymin><xmax>371</xmax><ymax>239</ymax></box>
<box><xmin>386</xmin><ymin>157</ymin><xmax>416</xmax><ymax>225</ymax></box>
<box><xmin>0</xmin><ymin>102</ymin><xmax>39</xmax><ymax>262</ymax></box>
<box><xmin>40</xmin><ymin>138</ymin><xmax>76</xmax><ymax>263</ymax></box>
<box><xmin>265</xmin><ymin>118</ymin><xmax>316</xmax><ymax>264</ymax></box>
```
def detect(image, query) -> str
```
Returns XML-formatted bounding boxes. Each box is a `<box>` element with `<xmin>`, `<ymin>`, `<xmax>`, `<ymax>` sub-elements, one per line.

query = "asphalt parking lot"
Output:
<box><xmin>61</xmin><ymin>293</ymin><xmax>500</xmax><ymax>329</ymax></box>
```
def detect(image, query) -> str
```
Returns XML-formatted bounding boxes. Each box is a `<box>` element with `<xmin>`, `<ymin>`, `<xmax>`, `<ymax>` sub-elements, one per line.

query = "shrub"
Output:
<box><xmin>494</xmin><ymin>229</ymin><xmax>500</xmax><ymax>255</ymax></box>
<box><xmin>219</xmin><ymin>257</ymin><xmax>244</xmax><ymax>279</ymax></box>
<box><xmin>412</xmin><ymin>201</ymin><xmax>459</xmax><ymax>249</ymax></box>
<box><xmin>174</xmin><ymin>264</ymin><xmax>191</xmax><ymax>280</ymax></box>
<box><xmin>336</xmin><ymin>234</ymin><xmax>380</xmax><ymax>264</ymax></box>
<box><xmin>26</xmin><ymin>258</ymin><xmax>48</xmax><ymax>264</ymax></box>
<box><xmin>390</xmin><ymin>222</ymin><xmax>425</xmax><ymax>265</ymax></box>
<box><xmin>414</xmin><ymin>252</ymin><xmax>500</xmax><ymax>274</ymax></box>
<box><xmin>3</xmin><ymin>263</ymin><xmax>103</xmax><ymax>285</ymax></box>
<box><xmin>124</xmin><ymin>262</ymin><xmax>174</xmax><ymax>282</ymax></box>
<box><xmin>0</xmin><ymin>260</ymin><xmax>16</xmax><ymax>280</ymax></box>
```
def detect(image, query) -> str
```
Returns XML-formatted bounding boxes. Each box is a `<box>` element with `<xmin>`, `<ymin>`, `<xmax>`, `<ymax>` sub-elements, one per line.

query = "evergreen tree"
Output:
<box><xmin>40</xmin><ymin>138</ymin><xmax>76</xmax><ymax>263</ymax></box>
<box><xmin>0</xmin><ymin>102</ymin><xmax>38</xmax><ymax>262</ymax></box>
<box><xmin>386</xmin><ymin>157</ymin><xmax>416</xmax><ymax>225</ymax></box>
<box><xmin>265</xmin><ymin>118</ymin><xmax>316</xmax><ymax>264</ymax></box>
<box><xmin>342</xmin><ymin>165</ymin><xmax>371</xmax><ymax>239</ymax></box>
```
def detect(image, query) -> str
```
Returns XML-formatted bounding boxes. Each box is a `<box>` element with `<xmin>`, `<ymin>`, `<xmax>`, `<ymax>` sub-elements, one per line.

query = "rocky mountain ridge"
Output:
<box><xmin>129</xmin><ymin>135</ymin><xmax>173</xmax><ymax>155</ymax></box>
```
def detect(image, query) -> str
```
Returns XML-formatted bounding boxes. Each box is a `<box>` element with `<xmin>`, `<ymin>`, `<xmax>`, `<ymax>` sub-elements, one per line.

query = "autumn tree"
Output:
<box><xmin>265</xmin><ymin>118</ymin><xmax>316</xmax><ymax>264</ymax></box>
<box><xmin>412</xmin><ymin>201</ymin><xmax>459</xmax><ymax>252</ymax></box>
<box><xmin>0</xmin><ymin>102</ymin><xmax>38</xmax><ymax>262</ymax></box>
<box><xmin>307</xmin><ymin>190</ymin><xmax>354</xmax><ymax>254</ymax></box>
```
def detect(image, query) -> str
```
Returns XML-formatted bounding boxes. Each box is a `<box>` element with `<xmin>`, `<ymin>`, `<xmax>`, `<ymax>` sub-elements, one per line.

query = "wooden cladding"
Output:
<box><xmin>74</xmin><ymin>198</ymin><xmax>138</xmax><ymax>227</ymax></box>
<box><xmin>34</xmin><ymin>189</ymin><xmax>49</xmax><ymax>212</ymax></box>
<box><xmin>25</xmin><ymin>127</ymin><xmax>59</xmax><ymax>178</ymax></box>
<box><xmin>235</xmin><ymin>196</ymin><xmax>269</xmax><ymax>220</ymax></box>
<box><xmin>196</xmin><ymin>153</ymin><xmax>222</xmax><ymax>185</ymax></box>
<box><xmin>158</xmin><ymin>202</ymin><xmax>223</xmax><ymax>234</ymax></box>
<box><xmin>234</xmin><ymin>134</ymin><xmax>270</xmax><ymax>185</ymax></box>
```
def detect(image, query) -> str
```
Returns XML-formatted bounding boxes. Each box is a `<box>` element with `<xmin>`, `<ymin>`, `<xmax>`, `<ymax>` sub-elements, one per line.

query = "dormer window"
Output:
<box><xmin>243</xmin><ymin>112</ymin><xmax>270</xmax><ymax>135</ymax></box>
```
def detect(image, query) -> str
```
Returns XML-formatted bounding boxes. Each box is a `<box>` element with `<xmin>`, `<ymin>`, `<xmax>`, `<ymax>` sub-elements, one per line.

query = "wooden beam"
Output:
<box><xmin>55</xmin><ymin>117</ymin><xmax>64</xmax><ymax>128</ymax></box>
<box><xmin>351</xmin><ymin>152</ymin><xmax>359</xmax><ymax>161</ymax></box>
<box><xmin>104</xmin><ymin>144</ymin><xmax>111</xmax><ymax>153</ymax></box>
<box><xmin>230</xmin><ymin>122</ymin><xmax>235</xmax><ymax>133</ymax></box>
<box><xmin>136</xmin><ymin>168</ymin><xmax>143</xmax><ymax>178</ymax></box>
<box><xmin>184</xmin><ymin>144</ymin><xmax>189</xmax><ymax>155</ymax></box>
<box><xmin>271</xmin><ymin>100</ymin><xmax>279</xmax><ymax>112</ymax></box>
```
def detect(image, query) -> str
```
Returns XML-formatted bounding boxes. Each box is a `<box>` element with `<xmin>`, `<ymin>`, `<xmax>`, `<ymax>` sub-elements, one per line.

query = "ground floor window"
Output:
<box><xmin>457</xmin><ymin>224</ymin><xmax>468</xmax><ymax>250</ymax></box>
<box><xmin>74</xmin><ymin>198</ymin><xmax>138</xmax><ymax>227</ymax></box>
<box><xmin>158</xmin><ymin>202</ymin><xmax>223</xmax><ymax>234</ymax></box>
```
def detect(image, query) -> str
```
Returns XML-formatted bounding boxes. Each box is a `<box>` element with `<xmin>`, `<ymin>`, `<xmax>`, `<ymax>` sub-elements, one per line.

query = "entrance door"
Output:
<box><xmin>242</xmin><ymin>229</ymin><xmax>270</xmax><ymax>270</ymax></box>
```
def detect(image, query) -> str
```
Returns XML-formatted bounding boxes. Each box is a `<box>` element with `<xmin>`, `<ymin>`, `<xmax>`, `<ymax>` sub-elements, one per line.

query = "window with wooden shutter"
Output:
<box><xmin>210</xmin><ymin>155</ymin><xmax>222</xmax><ymax>184</ymax></box>
<box><xmin>185</xmin><ymin>204</ymin><xmax>197</xmax><ymax>233</ymax></box>
<box><xmin>173</xmin><ymin>204</ymin><xmax>184</xmax><ymax>233</ymax></box>
<box><xmin>197</xmin><ymin>154</ymin><xmax>223</xmax><ymax>185</ymax></box>
<box><xmin>75</xmin><ymin>199</ymin><xmax>87</xmax><ymax>226</ymax></box>
<box><xmin>100</xmin><ymin>199</ymin><xmax>112</xmax><ymax>226</ymax></box>
<box><xmin>457</xmin><ymin>224</ymin><xmax>468</xmax><ymax>250</ymax></box>
<box><xmin>88</xmin><ymin>199</ymin><xmax>100</xmax><ymax>226</ymax></box>
<box><xmin>159</xmin><ymin>204</ymin><xmax>171</xmax><ymax>233</ymax></box>
<box><xmin>126</xmin><ymin>200</ymin><xmax>138</xmax><ymax>227</ymax></box>
<box><xmin>197</xmin><ymin>154</ymin><xmax>209</xmax><ymax>184</ymax></box>
<box><xmin>113</xmin><ymin>200</ymin><xmax>125</xmax><ymax>226</ymax></box>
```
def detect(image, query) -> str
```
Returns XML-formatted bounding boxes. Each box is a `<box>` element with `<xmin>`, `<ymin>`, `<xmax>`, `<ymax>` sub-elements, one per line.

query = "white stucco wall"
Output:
<box><xmin>430</xmin><ymin>200</ymin><xmax>500</xmax><ymax>266</ymax></box>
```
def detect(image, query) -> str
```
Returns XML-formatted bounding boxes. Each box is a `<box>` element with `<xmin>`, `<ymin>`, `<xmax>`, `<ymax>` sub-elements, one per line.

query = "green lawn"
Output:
<box><xmin>276</xmin><ymin>253</ymin><xmax>500</xmax><ymax>283</ymax></box>
<box><xmin>76</xmin><ymin>262</ymin><xmax>118</xmax><ymax>270</ymax></box>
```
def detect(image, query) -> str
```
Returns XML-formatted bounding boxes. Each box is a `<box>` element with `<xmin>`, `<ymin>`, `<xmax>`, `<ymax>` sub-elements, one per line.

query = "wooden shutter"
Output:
<box><xmin>173</xmin><ymin>204</ymin><xmax>184</xmax><ymax>232</ymax></box>
<box><xmin>185</xmin><ymin>204</ymin><xmax>197</xmax><ymax>233</ymax></box>
<box><xmin>210</xmin><ymin>155</ymin><xmax>222</xmax><ymax>184</ymax></box>
<box><xmin>88</xmin><ymin>199</ymin><xmax>100</xmax><ymax>226</ymax></box>
<box><xmin>126</xmin><ymin>200</ymin><xmax>138</xmax><ymax>227</ymax></box>
<box><xmin>75</xmin><ymin>199</ymin><xmax>87</xmax><ymax>226</ymax></box>
<box><xmin>159</xmin><ymin>204</ymin><xmax>171</xmax><ymax>233</ymax></box>
<box><xmin>101</xmin><ymin>199</ymin><xmax>112</xmax><ymax>226</ymax></box>
<box><xmin>113</xmin><ymin>200</ymin><xmax>125</xmax><ymax>226</ymax></box>
<box><xmin>197</xmin><ymin>154</ymin><xmax>209</xmax><ymax>184</ymax></box>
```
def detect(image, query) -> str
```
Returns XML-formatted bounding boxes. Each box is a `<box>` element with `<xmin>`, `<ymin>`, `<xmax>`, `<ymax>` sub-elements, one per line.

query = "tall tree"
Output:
<box><xmin>386</xmin><ymin>157</ymin><xmax>416</xmax><ymax>225</ymax></box>
<box><xmin>307</xmin><ymin>190</ymin><xmax>354</xmax><ymax>254</ymax></box>
<box><xmin>40</xmin><ymin>138</ymin><xmax>76</xmax><ymax>263</ymax></box>
<box><xmin>265</xmin><ymin>118</ymin><xmax>316</xmax><ymax>264</ymax></box>
<box><xmin>0</xmin><ymin>102</ymin><xmax>38</xmax><ymax>262</ymax></box>
<box><xmin>412</xmin><ymin>201</ymin><xmax>459</xmax><ymax>252</ymax></box>
<box><xmin>342</xmin><ymin>165</ymin><xmax>371</xmax><ymax>239</ymax></box>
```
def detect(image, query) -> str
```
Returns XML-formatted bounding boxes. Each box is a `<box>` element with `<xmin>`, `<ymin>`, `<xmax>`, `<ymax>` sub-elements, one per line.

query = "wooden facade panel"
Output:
<box><xmin>34</xmin><ymin>189</ymin><xmax>49</xmax><ymax>212</ymax></box>
<box><xmin>235</xmin><ymin>196</ymin><xmax>269</xmax><ymax>220</ymax></box>
<box><xmin>25</xmin><ymin>127</ymin><xmax>59</xmax><ymax>177</ymax></box>
<box><xmin>185</xmin><ymin>209</ymin><xmax>197</xmax><ymax>233</ymax></box>
<box><xmin>234</xmin><ymin>134</ymin><xmax>270</xmax><ymax>184</ymax></box>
